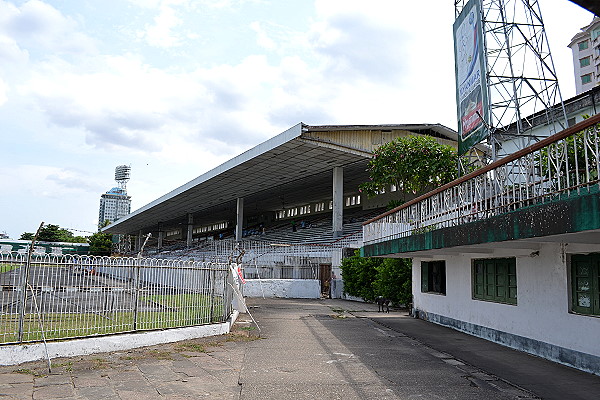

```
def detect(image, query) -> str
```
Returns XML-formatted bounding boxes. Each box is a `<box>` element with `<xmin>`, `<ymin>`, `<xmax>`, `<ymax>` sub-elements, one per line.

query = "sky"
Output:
<box><xmin>0</xmin><ymin>0</ymin><xmax>594</xmax><ymax>239</ymax></box>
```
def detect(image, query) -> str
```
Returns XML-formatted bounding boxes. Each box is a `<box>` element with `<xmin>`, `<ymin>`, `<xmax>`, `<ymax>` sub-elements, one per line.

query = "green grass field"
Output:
<box><xmin>0</xmin><ymin>294</ymin><xmax>226</xmax><ymax>344</ymax></box>
<box><xmin>0</xmin><ymin>264</ymin><xmax>19</xmax><ymax>274</ymax></box>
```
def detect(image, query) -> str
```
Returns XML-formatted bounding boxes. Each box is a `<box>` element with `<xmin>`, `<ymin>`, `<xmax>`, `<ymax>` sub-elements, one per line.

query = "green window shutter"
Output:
<box><xmin>572</xmin><ymin>254</ymin><xmax>600</xmax><ymax>315</ymax></box>
<box><xmin>473</xmin><ymin>258</ymin><xmax>516</xmax><ymax>305</ymax></box>
<box><xmin>421</xmin><ymin>262</ymin><xmax>429</xmax><ymax>292</ymax></box>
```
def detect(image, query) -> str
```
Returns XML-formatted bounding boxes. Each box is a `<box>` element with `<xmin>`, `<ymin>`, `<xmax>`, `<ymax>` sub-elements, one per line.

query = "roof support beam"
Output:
<box><xmin>186</xmin><ymin>214</ymin><xmax>193</xmax><ymax>247</ymax></box>
<box><xmin>157</xmin><ymin>222</ymin><xmax>164</xmax><ymax>250</ymax></box>
<box><xmin>333</xmin><ymin>167</ymin><xmax>343</xmax><ymax>238</ymax></box>
<box><xmin>236</xmin><ymin>197</ymin><xmax>244</xmax><ymax>242</ymax></box>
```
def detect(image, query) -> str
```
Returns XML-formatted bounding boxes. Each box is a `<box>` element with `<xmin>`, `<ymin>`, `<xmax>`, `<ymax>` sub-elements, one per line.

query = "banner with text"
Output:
<box><xmin>454</xmin><ymin>0</ymin><xmax>489</xmax><ymax>155</ymax></box>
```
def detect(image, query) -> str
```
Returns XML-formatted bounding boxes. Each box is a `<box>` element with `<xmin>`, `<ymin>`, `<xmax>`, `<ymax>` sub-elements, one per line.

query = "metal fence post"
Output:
<box><xmin>132</xmin><ymin>262</ymin><xmax>140</xmax><ymax>331</ymax></box>
<box><xmin>17</xmin><ymin>222</ymin><xmax>44</xmax><ymax>342</ymax></box>
<box><xmin>133</xmin><ymin>234</ymin><xmax>151</xmax><ymax>331</ymax></box>
<box><xmin>209</xmin><ymin>268</ymin><xmax>216</xmax><ymax>323</ymax></box>
<box><xmin>16</xmin><ymin>257</ymin><xmax>31</xmax><ymax>343</ymax></box>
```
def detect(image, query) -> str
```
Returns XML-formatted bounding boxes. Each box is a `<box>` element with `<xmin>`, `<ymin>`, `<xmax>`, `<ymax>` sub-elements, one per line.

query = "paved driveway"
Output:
<box><xmin>1</xmin><ymin>298</ymin><xmax>599</xmax><ymax>399</ymax></box>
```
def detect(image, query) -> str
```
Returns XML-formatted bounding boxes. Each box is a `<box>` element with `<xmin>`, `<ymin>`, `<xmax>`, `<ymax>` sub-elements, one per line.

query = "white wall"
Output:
<box><xmin>412</xmin><ymin>243</ymin><xmax>600</xmax><ymax>360</ymax></box>
<box><xmin>0</xmin><ymin>312</ymin><xmax>239</xmax><ymax>366</ymax></box>
<box><xmin>243</xmin><ymin>279</ymin><xmax>321</xmax><ymax>298</ymax></box>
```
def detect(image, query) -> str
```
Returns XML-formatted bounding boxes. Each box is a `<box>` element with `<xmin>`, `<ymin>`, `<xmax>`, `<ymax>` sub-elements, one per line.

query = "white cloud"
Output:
<box><xmin>0</xmin><ymin>0</ymin><xmax>96</xmax><ymax>55</ymax></box>
<box><xmin>140</xmin><ymin>4</ymin><xmax>183</xmax><ymax>48</ymax></box>
<box><xmin>0</xmin><ymin>165</ymin><xmax>103</xmax><ymax>198</ymax></box>
<box><xmin>0</xmin><ymin>78</ymin><xmax>8</xmax><ymax>106</ymax></box>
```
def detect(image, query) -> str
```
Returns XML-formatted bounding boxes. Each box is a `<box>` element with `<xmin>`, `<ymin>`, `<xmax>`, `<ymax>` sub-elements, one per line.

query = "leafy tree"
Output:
<box><xmin>374</xmin><ymin>258</ymin><xmax>412</xmax><ymax>306</ymax></box>
<box><xmin>36</xmin><ymin>224</ymin><xmax>64</xmax><ymax>242</ymax></box>
<box><xmin>37</xmin><ymin>224</ymin><xmax>87</xmax><ymax>243</ymax></box>
<box><xmin>339</xmin><ymin>251</ymin><xmax>379</xmax><ymax>302</ymax></box>
<box><xmin>359</xmin><ymin>135</ymin><xmax>459</xmax><ymax>203</ymax></box>
<box><xmin>340</xmin><ymin>251</ymin><xmax>412</xmax><ymax>307</ymax></box>
<box><xmin>21</xmin><ymin>225</ymin><xmax>87</xmax><ymax>243</ymax></box>
<box><xmin>88</xmin><ymin>232</ymin><xmax>113</xmax><ymax>256</ymax></box>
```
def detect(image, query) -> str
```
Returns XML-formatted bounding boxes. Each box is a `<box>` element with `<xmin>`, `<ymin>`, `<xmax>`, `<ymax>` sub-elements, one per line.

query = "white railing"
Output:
<box><xmin>363</xmin><ymin>114</ymin><xmax>600</xmax><ymax>246</ymax></box>
<box><xmin>0</xmin><ymin>253</ymin><xmax>233</xmax><ymax>344</ymax></box>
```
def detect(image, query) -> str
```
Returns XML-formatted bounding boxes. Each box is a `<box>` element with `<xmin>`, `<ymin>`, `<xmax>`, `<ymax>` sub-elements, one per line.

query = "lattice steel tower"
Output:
<box><xmin>454</xmin><ymin>0</ymin><xmax>568</xmax><ymax>160</ymax></box>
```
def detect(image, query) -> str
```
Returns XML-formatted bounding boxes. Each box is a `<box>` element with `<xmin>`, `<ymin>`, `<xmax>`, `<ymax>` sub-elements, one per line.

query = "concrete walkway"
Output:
<box><xmin>0</xmin><ymin>298</ymin><xmax>598</xmax><ymax>399</ymax></box>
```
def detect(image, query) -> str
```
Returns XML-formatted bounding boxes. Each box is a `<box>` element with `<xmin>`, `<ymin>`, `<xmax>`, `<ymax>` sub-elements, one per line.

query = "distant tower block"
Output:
<box><xmin>115</xmin><ymin>165</ymin><xmax>131</xmax><ymax>190</ymax></box>
<box><xmin>98</xmin><ymin>165</ymin><xmax>132</xmax><ymax>229</ymax></box>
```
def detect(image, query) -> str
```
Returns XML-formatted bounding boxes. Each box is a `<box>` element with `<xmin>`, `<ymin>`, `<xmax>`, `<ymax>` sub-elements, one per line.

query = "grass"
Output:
<box><xmin>0</xmin><ymin>263</ymin><xmax>19</xmax><ymax>274</ymax></box>
<box><xmin>13</xmin><ymin>368</ymin><xmax>34</xmax><ymax>375</ymax></box>
<box><xmin>175</xmin><ymin>343</ymin><xmax>208</xmax><ymax>353</ymax></box>
<box><xmin>0</xmin><ymin>294</ymin><xmax>227</xmax><ymax>344</ymax></box>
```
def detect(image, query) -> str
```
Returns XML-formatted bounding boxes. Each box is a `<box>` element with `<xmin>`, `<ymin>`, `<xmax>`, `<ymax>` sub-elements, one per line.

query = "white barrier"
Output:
<box><xmin>243</xmin><ymin>279</ymin><xmax>321</xmax><ymax>299</ymax></box>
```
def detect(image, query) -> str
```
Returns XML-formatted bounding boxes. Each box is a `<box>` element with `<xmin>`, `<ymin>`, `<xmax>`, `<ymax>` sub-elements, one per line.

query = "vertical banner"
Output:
<box><xmin>454</xmin><ymin>0</ymin><xmax>489</xmax><ymax>155</ymax></box>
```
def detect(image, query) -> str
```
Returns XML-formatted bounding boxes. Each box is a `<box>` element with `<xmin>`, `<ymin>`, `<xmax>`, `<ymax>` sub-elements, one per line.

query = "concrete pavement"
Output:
<box><xmin>0</xmin><ymin>298</ymin><xmax>598</xmax><ymax>399</ymax></box>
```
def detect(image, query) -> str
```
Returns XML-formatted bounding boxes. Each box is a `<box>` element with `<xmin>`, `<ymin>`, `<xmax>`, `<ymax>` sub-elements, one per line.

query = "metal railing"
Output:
<box><xmin>0</xmin><ymin>253</ymin><xmax>233</xmax><ymax>345</ymax></box>
<box><xmin>363</xmin><ymin>114</ymin><xmax>600</xmax><ymax>245</ymax></box>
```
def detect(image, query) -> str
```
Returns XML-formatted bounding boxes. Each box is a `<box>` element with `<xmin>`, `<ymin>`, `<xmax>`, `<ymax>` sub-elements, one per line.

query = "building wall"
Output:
<box><xmin>497</xmin><ymin>88</ymin><xmax>600</xmax><ymax>158</ymax></box>
<box><xmin>243</xmin><ymin>279</ymin><xmax>321</xmax><ymax>298</ymax></box>
<box><xmin>99</xmin><ymin>193</ymin><xmax>131</xmax><ymax>226</ymax></box>
<box><xmin>412</xmin><ymin>243</ymin><xmax>600</xmax><ymax>374</ymax></box>
<box><xmin>569</xmin><ymin>17</ymin><xmax>600</xmax><ymax>95</ymax></box>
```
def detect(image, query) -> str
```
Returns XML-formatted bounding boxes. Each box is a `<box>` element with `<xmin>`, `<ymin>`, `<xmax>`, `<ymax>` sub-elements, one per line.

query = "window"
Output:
<box><xmin>581</xmin><ymin>73</ymin><xmax>592</xmax><ymax>85</ymax></box>
<box><xmin>571</xmin><ymin>254</ymin><xmax>600</xmax><ymax>316</ymax></box>
<box><xmin>580</xmin><ymin>56</ymin><xmax>591</xmax><ymax>67</ymax></box>
<box><xmin>472</xmin><ymin>258</ymin><xmax>517</xmax><ymax>304</ymax></box>
<box><xmin>579</xmin><ymin>40</ymin><xmax>589</xmax><ymax>51</ymax></box>
<box><xmin>421</xmin><ymin>261</ymin><xmax>446</xmax><ymax>294</ymax></box>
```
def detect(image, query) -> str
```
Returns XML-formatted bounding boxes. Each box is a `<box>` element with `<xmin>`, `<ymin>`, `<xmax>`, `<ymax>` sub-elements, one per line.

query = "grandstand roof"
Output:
<box><xmin>103</xmin><ymin>123</ymin><xmax>461</xmax><ymax>236</ymax></box>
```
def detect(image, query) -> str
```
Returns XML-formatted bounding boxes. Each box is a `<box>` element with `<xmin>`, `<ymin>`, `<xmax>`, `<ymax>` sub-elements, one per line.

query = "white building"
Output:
<box><xmin>98</xmin><ymin>187</ymin><xmax>131</xmax><ymax>228</ymax></box>
<box><xmin>496</xmin><ymin>86</ymin><xmax>600</xmax><ymax>158</ymax></box>
<box><xmin>569</xmin><ymin>17</ymin><xmax>600</xmax><ymax>95</ymax></box>
<box><xmin>362</xmin><ymin>113</ymin><xmax>600</xmax><ymax>375</ymax></box>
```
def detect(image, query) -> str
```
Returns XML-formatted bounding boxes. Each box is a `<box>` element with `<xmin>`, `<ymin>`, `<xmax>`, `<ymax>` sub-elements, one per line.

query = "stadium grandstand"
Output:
<box><xmin>102</xmin><ymin>122</ymin><xmax>474</xmax><ymax>298</ymax></box>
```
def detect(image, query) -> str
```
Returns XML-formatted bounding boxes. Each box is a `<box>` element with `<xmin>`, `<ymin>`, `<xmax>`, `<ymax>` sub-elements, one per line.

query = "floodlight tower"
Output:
<box><xmin>454</xmin><ymin>0</ymin><xmax>568</xmax><ymax>160</ymax></box>
<box><xmin>115</xmin><ymin>165</ymin><xmax>131</xmax><ymax>191</ymax></box>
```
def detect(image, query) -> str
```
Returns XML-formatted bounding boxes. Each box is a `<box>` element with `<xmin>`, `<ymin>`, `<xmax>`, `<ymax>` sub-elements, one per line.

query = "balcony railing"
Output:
<box><xmin>363</xmin><ymin>114</ymin><xmax>600</xmax><ymax>246</ymax></box>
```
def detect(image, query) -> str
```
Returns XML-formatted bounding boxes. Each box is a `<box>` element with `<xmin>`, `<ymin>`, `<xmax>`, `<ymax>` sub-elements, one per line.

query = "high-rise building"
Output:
<box><xmin>98</xmin><ymin>166</ymin><xmax>131</xmax><ymax>229</ymax></box>
<box><xmin>568</xmin><ymin>17</ymin><xmax>600</xmax><ymax>95</ymax></box>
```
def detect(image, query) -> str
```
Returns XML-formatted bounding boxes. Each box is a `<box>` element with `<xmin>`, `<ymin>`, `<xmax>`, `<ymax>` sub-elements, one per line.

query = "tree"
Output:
<box><xmin>21</xmin><ymin>225</ymin><xmax>87</xmax><ymax>243</ymax></box>
<box><xmin>339</xmin><ymin>251</ymin><xmax>380</xmax><ymax>302</ymax></box>
<box><xmin>88</xmin><ymin>232</ymin><xmax>113</xmax><ymax>256</ymax></box>
<box><xmin>359</xmin><ymin>135</ymin><xmax>459</xmax><ymax>204</ymax></box>
<box><xmin>374</xmin><ymin>258</ymin><xmax>412</xmax><ymax>306</ymax></box>
<box><xmin>340</xmin><ymin>251</ymin><xmax>412</xmax><ymax>307</ymax></box>
<box><xmin>342</xmin><ymin>135</ymin><xmax>456</xmax><ymax>306</ymax></box>
<box><xmin>20</xmin><ymin>232</ymin><xmax>34</xmax><ymax>240</ymax></box>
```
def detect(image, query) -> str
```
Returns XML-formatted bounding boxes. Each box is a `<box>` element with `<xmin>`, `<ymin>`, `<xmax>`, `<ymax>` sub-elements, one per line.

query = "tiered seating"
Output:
<box><xmin>242</xmin><ymin>207</ymin><xmax>386</xmax><ymax>245</ymax></box>
<box><xmin>141</xmin><ymin>207</ymin><xmax>387</xmax><ymax>259</ymax></box>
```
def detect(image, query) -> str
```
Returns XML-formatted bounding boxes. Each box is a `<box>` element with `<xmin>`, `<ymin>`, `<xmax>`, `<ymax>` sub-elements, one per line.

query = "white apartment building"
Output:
<box><xmin>98</xmin><ymin>187</ymin><xmax>131</xmax><ymax>228</ymax></box>
<box><xmin>569</xmin><ymin>17</ymin><xmax>600</xmax><ymax>95</ymax></box>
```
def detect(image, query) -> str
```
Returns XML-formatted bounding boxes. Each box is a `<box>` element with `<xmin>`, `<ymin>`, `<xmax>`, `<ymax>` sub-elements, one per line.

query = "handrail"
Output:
<box><xmin>363</xmin><ymin>113</ymin><xmax>600</xmax><ymax>225</ymax></box>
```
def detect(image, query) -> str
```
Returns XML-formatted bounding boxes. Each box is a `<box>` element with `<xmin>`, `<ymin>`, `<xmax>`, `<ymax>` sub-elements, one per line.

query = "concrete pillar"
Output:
<box><xmin>137</xmin><ymin>230</ymin><xmax>143</xmax><ymax>251</ymax></box>
<box><xmin>236</xmin><ymin>197</ymin><xmax>244</xmax><ymax>241</ymax></box>
<box><xmin>157</xmin><ymin>223</ymin><xmax>164</xmax><ymax>250</ymax></box>
<box><xmin>186</xmin><ymin>214</ymin><xmax>193</xmax><ymax>247</ymax></box>
<box><xmin>332</xmin><ymin>166</ymin><xmax>344</xmax><ymax>237</ymax></box>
